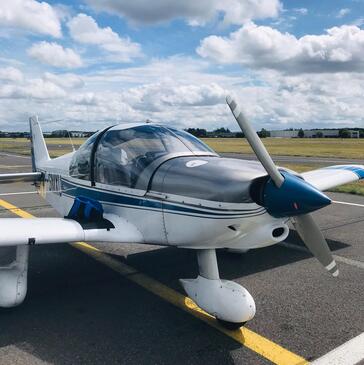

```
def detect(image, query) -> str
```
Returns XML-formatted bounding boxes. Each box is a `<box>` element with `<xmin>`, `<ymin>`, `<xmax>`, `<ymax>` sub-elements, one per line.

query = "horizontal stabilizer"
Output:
<box><xmin>0</xmin><ymin>172</ymin><xmax>42</xmax><ymax>184</ymax></box>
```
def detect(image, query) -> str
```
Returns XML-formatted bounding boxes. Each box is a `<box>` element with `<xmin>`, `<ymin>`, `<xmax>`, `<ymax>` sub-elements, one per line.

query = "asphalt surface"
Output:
<box><xmin>0</xmin><ymin>154</ymin><xmax>363</xmax><ymax>365</ymax></box>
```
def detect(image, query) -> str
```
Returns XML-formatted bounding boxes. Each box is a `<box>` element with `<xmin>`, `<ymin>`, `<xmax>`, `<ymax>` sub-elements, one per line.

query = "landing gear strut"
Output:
<box><xmin>180</xmin><ymin>249</ymin><xmax>255</xmax><ymax>329</ymax></box>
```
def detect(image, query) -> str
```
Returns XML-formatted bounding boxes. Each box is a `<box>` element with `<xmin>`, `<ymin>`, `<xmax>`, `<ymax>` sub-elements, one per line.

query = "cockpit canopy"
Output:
<box><xmin>69</xmin><ymin>123</ymin><xmax>217</xmax><ymax>189</ymax></box>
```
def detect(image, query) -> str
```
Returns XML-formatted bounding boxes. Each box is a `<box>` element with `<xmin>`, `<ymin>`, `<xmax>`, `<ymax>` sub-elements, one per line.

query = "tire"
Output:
<box><xmin>217</xmin><ymin>318</ymin><xmax>247</xmax><ymax>331</ymax></box>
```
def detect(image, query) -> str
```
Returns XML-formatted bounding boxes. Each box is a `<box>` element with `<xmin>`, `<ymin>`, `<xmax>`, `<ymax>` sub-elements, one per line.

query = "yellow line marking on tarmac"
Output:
<box><xmin>0</xmin><ymin>198</ymin><xmax>309</xmax><ymax>365</ymax></box>
<box><xmin>0</xmin><ymin>199</ymin><xmax>35</xmax><ymax>218</ymax></box>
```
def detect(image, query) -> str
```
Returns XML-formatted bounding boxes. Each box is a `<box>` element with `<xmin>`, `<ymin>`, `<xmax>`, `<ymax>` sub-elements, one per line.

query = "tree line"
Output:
<box><xmin>185</xmin><ymin>127</ymin><xmax>270</xmax><ymax>138</ymax></box>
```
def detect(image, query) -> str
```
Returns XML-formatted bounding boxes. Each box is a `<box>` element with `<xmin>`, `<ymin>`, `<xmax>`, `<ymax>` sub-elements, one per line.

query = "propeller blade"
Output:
<box><xmin>225</xmin><ymin>95</ymin><xmax>336</xmax><ymax>276</ymax></box>
<box><xmin>292</xmin><ymin>214</ymin><xmax>339</xmax><ymax>277</ymax></box>
<box><xmin>226</xmin><ymin>95</ymin><xmax>284</xmax><ymax>188</ymax></box>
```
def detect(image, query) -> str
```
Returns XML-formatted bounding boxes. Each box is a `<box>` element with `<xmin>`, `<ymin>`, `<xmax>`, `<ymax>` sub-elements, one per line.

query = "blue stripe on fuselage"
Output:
<box><xmin>60</xmin><ymin>178</ymin><xmax>266</xmax><ymax>219</ymax></box>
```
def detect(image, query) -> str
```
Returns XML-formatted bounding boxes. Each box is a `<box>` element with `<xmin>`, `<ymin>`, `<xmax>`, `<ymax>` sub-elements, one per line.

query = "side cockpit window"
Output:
<box><xmin>69</xmin><ymin>131</ymin><xmax>100</xmax><ymax>180</ymax></box>
<box><xmin>94</xmin><ymin>125</ymin><xmax>188</xmax><ymax>188</ymax></box>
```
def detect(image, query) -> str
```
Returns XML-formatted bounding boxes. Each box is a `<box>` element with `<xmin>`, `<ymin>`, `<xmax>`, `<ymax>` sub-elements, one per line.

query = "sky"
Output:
<box><xmin>1</xmin><ymin>0</ymin><xmax>364</xmax><ymax>132</ymax></box>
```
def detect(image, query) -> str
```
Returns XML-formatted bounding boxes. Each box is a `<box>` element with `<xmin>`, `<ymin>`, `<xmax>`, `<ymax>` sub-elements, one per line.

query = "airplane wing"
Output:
<box><xmin>0</xmin><ymin>214</ymin><xmax>144</xmax><ymax>247</ymax></box>
<box><xmin>302</xmin><ymin>165</ymin><xmax>364</xmax><ymax>191</ymax></box>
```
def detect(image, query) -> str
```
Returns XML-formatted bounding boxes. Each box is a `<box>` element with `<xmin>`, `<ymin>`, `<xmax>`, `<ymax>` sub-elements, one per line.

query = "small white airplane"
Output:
<box><xmin>0</xmin><ymin>96</ymin><xmax>363</xmax><ymax>329</ymax></box>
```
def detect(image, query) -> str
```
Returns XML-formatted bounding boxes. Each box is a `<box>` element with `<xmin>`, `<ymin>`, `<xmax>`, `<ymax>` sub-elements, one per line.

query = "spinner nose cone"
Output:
<box><xmin>262</xmin><ymin>172</ymin><xmax>331</xmax><ymax>217</ymax></box>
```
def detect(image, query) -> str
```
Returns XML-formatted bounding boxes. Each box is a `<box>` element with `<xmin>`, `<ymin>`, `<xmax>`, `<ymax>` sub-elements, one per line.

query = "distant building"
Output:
<box><xmin>270</xmin><ymin>129</ymin><xmax>360</xmax><ymax>138</ymax></box>
<box><xmin>303</xmin><ymin>130</ymin><xmax>339</xmax><ymax>138</ymax></box>
<box><xmin>349</xmin><ymin>130</ymin><xmax>360</xmax><ymax>138</ymax></box>
<box><xmin>70</xmin><ymin>131</ymin><xmax>89</xmax><ymax>138</ymax></box>
<box><xmin>270</xmin><ymin>130</ymin><xmax>299</xmax><ymax>138</ymax></box>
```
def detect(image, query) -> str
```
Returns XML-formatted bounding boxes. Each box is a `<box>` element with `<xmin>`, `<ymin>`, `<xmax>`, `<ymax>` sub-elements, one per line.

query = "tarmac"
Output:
<box><xmin>0</xmin><ymin>153</ymin><xmax>363</xmax><ymax>365</ymax></box>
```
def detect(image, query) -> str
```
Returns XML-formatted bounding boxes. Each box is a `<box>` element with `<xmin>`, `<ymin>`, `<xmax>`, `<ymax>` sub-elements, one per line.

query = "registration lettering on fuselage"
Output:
<box><xmin>47</xmin><ymin>173</ymin><xmax>61</xmax><ymax>194</ymax></box>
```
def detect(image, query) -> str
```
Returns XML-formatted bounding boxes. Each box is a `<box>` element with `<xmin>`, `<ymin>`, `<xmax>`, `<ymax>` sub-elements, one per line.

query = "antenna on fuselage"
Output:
<box><xmin>39</xmin><ymin>118</ymin><xmax>76</xmax><ymax>152</ymax></box>
<box><xmin>66</xmin><ymin>130</ymin><xmax>76</xmax><ymax>152</ymax></box>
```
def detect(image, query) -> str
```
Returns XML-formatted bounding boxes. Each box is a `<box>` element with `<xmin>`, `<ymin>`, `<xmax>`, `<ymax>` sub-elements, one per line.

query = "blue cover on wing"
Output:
<box><xmin>67</xmin><ymin>196</ymin><xmax>104</xmax><ymax>221</ymax></box>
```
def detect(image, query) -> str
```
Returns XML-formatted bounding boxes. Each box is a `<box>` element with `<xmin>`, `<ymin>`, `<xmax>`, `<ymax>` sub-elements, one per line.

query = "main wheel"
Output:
<box><xmin>217</xmin><ymin>319</ymin><xmax>247</xmax><ymax>330</ymax></box>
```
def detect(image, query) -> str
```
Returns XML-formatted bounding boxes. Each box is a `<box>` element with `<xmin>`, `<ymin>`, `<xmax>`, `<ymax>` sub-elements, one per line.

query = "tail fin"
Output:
<box><xmin>29</xmin><ymin>116</ymin><xmax>50</xmax><ymax>171</ymax></box>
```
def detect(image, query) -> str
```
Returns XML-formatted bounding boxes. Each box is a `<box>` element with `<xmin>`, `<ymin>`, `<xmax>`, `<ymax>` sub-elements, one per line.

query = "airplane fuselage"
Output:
<box><xmin>38</xmin><ymin>149</ymin><xmax>290</xmax><ymax>251</ymax></box>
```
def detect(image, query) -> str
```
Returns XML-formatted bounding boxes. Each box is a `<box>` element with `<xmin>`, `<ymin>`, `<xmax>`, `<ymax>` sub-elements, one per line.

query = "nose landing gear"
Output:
<box><xmin>180</xmin><ymin>249</ymin><xmax>255</xmax><ymax>330</ymax></box>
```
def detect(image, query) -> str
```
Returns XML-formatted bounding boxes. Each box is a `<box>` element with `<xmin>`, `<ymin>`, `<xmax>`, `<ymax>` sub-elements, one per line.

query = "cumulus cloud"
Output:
<box><xmin>293</xmin><ymin>8</ymin><xmax>308</xmax><ymax>15</ymax></box>
<box><xmin>85</xmin><ymin>55</ymin><xmax>243</xmax><ymax>88</ymax></box>
<box><xmin>0</xmin><ymin>68</ymin><xmax>68</xmax><ymax>100</ymax></box>
<box><xmin>71</xmin><ymin>58</ymin><xmax>364</xmax><ymax>130</ymax></box>
<box><xmin>0</xmin><ymin>78</ymin><xmax>66</xmax><ymax>99</ymax></box>
<box><xmin>237</xmin><ymin>71</ymin><xmax>364</xmax><ymax>128</ymax></box>
<box><xmin>216</xmin><ymin>0</ymin><xmax>282</xmax><ymax>26</ymax></box>
<box><xmin>197</xmin><ymin>23</ymin><xmax>364</xmax><ymax>73</ymax></box>
<box><xmin>1</xmin><ymin>56</ymin><xmax>363</xmax><ymax>132</ymax></box>
<box><xmin>336</xmin><ymin>8</ymin><xmax>350</xmax><ymax>18</ymax></box>
<box><xmin>122</xmin><ymin>82</ymin><xmax>227</xmax><ymax>112</ymax></box>
<box><xmin>70</xmin><ymin>92</ymin><xmax>99</xmax><ymax>105</ymax></box>
<box><xmin>84</xmin><ymin>0</ymin><xmax>281</xmax><ymax>26</ymax></box>
<box><xmin>43</xmin><ymin>72</ymin><xmax>84</xmax><ymax>89</ymax></box>
<box><xmin>0</xmin><ymin>67</ymin><xmax>23</xmax><ymax>82</ymax></box>
<box><xmin>0</xmin><ymin>0</ymin><xmax>61</xmax><ymax>37</ymax></box>
<box><xmin>27</xmin><ymin>42</ymin><xmax>83</xmax><ymax>68</ymax></box>
<box><xmin>67</xmin><ymin>14</ymin><xmax>142</xmax><ymax>62</ymax></box>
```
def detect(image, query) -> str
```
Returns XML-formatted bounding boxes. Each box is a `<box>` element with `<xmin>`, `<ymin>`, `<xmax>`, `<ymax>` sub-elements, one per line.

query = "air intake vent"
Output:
<box><xmin>249</xmin><ymin>175</ymin><xmax>269</xmax><ymax>206</ymax></box>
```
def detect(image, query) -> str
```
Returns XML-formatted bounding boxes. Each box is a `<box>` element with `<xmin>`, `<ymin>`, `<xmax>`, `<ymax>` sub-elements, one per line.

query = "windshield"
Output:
<box><xmin>168</xmin><ymin>127</ymin><xmax>216</xmax><ymax>154</ymax></box>
<box><xmin>94</xmin><ymin>125</ymin><xmax>190</xmax><ymax>187</ymax></box>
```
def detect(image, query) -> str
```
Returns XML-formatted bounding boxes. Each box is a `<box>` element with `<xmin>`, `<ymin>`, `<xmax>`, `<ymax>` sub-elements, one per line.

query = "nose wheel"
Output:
<box><xmin>217</xmin><ymin>319</ymin><xmax>247</xmax><ymax>331</ymax></box>
<box><xmin>180</xmin><ymin>249</ymin><xmax>256</xmax><ymax>326</ymax></box>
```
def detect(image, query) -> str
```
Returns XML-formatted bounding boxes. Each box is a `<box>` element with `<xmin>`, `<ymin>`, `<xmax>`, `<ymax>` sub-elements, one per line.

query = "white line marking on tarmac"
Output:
<box><xmin>311</xmin><ymin>332</ymin><xmax>364</xmax><ymax>365</ymax></box>
<box><xmin>0</xmin><ymin>153</ymin><xmax>31</xmax><ymax>159</ymax></box>
<box><xmin>280</xmin><ymin>242</ymin><xmax>364</xmax><ymax>270</ymax></box>
<box><xmin>0</xmin><ymin>191</ymin><xmax>38</xmax><ymax>196</ymax></box>
<box><xmin>332</xmin><ymin>200</ymin><xmax>364</xmax><ymax>208</ymax></box>
<box><xmin>333</xmin><ymin>255</ymin><xmax>364</xmax><ymax>270</ymax></box>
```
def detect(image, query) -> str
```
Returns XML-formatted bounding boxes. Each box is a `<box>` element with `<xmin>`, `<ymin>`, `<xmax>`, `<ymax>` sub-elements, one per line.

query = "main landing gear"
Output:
<box><xmin>0</xmin><ymin>245</ymin><xmax>28</xmax><ymax>308</ymax></box>
<box><xmin>180</xmin><ymin>249</ymin><xmax>255</xmax><ymax>330</ymax></box>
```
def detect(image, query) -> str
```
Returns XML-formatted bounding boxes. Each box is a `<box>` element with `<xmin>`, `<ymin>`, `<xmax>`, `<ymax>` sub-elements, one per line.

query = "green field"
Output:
<box><xmin>202</xmin><ymin>137</ymin><xmax>364</xmax><ymax>159</ymax></box>
<box><xmin>0</xmin><ymin>138</ymin><xmax>85</xmax><ymax>157</ymax></box>
<box><xmin>1</xmin><ymin>137</ymin><xmax>363</xmax><ymax>196</ymax></box>
<box><xmin>203</xmin><ymin>138</ymin><xmax>364</xmax><ymax>195</ymax></box>
<box><xmin>1</xmin><ymin>137</ymin><xmax>364</xmax><ymax>159</ymax></box>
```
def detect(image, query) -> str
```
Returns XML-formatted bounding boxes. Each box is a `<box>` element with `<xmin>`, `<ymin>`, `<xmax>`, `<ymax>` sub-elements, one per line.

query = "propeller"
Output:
<box><xmin>226</xmin><ymin>95</ymin><xmax>338</xmax><ymax>277</ymax></box>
